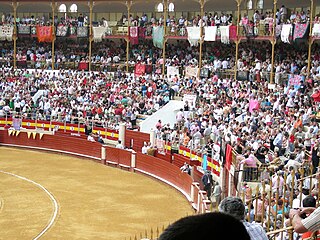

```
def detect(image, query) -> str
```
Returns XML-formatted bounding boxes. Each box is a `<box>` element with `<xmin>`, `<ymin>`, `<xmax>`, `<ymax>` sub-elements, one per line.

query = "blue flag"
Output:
<box><xmin>152</xmin><ymin>26</ymin><xmax>164</xmax><ymax>49</ymax></box>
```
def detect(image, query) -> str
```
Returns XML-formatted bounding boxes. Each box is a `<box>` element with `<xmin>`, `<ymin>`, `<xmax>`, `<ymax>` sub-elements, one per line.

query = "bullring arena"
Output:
<box><xmin>1</xmin><ymin>0</ymin><xmax>320</xmax><ymax>239</ymax></box>
<box><xmin>0</xmin><ymin>147</ymin><xmax>193</xmax><ymax>239</ymax></box>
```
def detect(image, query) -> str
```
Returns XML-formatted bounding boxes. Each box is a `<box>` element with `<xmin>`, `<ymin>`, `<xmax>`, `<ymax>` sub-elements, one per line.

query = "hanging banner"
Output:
<box><xmin>293</xmin><ymin>23</ymin><xmax>308</xmax><ymax>41</ymax></box>
<box><xmin>281</xmin><ymin>24</ymin><xmax>292</xmax><ymax>43</ymax></box>
<box><xmin>204</xmin><ymin>26</ymin><xmax>217</xmax><ymax>41</ymax></box>
<box><xmin>186</xmin><ymin>26</ymin><xmax>201</xmax><ymax>46</ymax></box>
<box><xmin>229</xmin><ymin>25</ymin><xmax>238</xmax><ymax>41</ymax></box>
<box><xmin>0</xmin><ymin>25</ymin><xmax>14</xmax><ymax>41</ymax></box>
<box><xmin>134</xmin><ymin>63</ymin><xmax>146</xmax><ymax>76</ymax></box>
<box><xmin>167</xmin><ymin>66</ymin><xmax>180</xmax><ymax>79</ymax></box>
<box><xmin>18</xmin><ymin>25</ymin><xmax>31</xmax><ymax>34</ymax></box>
<box><xmin>312</xmin><ymin>23</ymin><xmax>320</xmax><ymax>37</ymax></box>
<box><xmin>36</xmin><ymin>26</ymin><xmax>53</xmax><ymax>42</ymax></box>
<box><xmin>225</xmin><ymin>144</ymin><xmax>233</xmax><ymax>171</ymax></box>
<box><xmin>220</xmin><ymin>26</ymin><xmax>230</xmax><ymax>44</ymax></box>
<box><xmin>183</xmin><ymin>94</ymin><xmax>197</xmax><ymax>109</ymax></box>
<box><xmin>185</xmin><ymin>66</ymin><xmax>199</xmax><ymax>78</ymax></box>
<box><xmin>56</xmin><ymin>25</ymin><xmax>68</xmax><ymax>37</ymax></box>
<box><xmin>92</xmin><ymin>26</ymin><xmax>107</xmax><ymax>42</ymax></box>
<box><xmin>77</xmin><ymin>26</ymin><xmax>88</xmax><ymax>37</ymax></box>
<box><xmin>129</xmin><ymin>26</ymin><xmax>139</xmax><ymax>45</ymax></box>
<box><xmin>152</xmin><ymin>26</ymin><xmax>164</xmax><ymax>49</ymax></box>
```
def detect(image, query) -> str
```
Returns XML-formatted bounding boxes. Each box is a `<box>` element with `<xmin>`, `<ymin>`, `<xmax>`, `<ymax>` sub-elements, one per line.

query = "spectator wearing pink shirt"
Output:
<box><xmin>241</xmin><ymin>152</ymin><xmax>258</xmax><ymax>181</ymax></box>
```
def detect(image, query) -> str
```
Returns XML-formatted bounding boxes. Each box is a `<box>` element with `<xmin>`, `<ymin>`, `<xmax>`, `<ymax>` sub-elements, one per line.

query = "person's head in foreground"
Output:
<box><xmin>158</xmin><ymin>212</ymin><xmax>250</xmax><ymax>240</ymax></box>
<box><xmin>218</xmin><ymin>196</ymin><xmax>246</xmax><ymax>221</ymax></box>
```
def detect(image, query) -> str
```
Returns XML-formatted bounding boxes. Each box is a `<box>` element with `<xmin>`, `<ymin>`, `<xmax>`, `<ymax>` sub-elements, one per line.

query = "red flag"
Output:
<box><xmin>37</xmin><ymin>26</ymin><xmax>53</xmax><ymax>42</ymax></box>
<box><xmin>229</xmin><ymin>25</ymin><xmax>237</xmax><ymax>40</ymax></box>
<box><xmin>129</xmin><ymin>26</ymin><xmax>139</xmax><ymax>45</ymax></box>
<box><xmin>225</xmin><ymin>144</ymin><xmax>233</xmax><ymax>171</ymax></box>
<box><xmin>134</xmin><ymin>63</ymin><xmax>146</xmax><ymax>76</ymax></box>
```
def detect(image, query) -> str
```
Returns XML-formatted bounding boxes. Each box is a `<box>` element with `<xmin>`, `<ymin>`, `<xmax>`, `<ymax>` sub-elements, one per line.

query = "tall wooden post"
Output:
<box><xmin>88</xmin><ymin>0</ymin><xmax>93</xmax><ymax>72</ymax></box>
<box><xmin>269</xmin><ymin>0</ymin><xmax>277</xmax><ymax>84</ymax></box>
<box><xmin>13</xmin><ymin>0</ymin><xmax>17</xmax><ymax>69</ymax></box>
<box><xmin>198</xmin><ymin>0</ymin><xmax>205</xmax><ymax>77</ymax></box>
<box><xmin>162</xmin><ymin>0</ymin><xmax>168</xmax><ymax>77</ymax></box>
<box><xmin>126</xmin><ymin>0</ymin><xmax>132</xmax><ymax>73</ymax></box>
<box><xmin>307</xmin><ymin>0</ymin><xmax>314</xmax><ymax>77</ymax></box>
<box><xmin>51</xmin><ymin>0</ymin><xmax>56</xmax><ymax>70</ymax></box>
<box><xmin>234</xmin><ymin>0</ymin><xmax>242</xmax><ymax>80</ymax></box>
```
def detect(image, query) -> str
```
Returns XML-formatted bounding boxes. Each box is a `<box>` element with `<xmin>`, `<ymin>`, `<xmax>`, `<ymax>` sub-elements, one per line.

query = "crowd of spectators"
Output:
<box><xmin>0</xmin><ymin>67</ymin><xmax>183</xmax><ymax>131</ymax></box>
<box><xmin>1</xmin><ymin>6</ymin><xmax>320</xmax><ymax>240</ymax></box>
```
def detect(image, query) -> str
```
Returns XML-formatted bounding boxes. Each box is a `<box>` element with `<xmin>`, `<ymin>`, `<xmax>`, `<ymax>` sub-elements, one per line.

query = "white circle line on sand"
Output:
<box><xmin>0</xmin><ymin>170</ymin><xmax>59</xmax><ymax>240</ymax></box>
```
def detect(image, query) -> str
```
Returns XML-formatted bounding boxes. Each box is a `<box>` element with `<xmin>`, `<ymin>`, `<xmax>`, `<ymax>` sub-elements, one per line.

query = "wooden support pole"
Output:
<box><xmin>126</xmin><ymin>1</ymin><xmax>132</xmax><ymax>73</ymax></box>
<box><xmin>13</xmin><ymin>0</ymin><xmax>17</xmax><ymax>69</ymax></box>
<box><xmin>269</xmin><ymin>0</ymin><xmax>277</xmax><ymax>84</ymax></box>
<box><xmin>234</xmin><ymin>0</ymin><xmax>242</xmax><ymax>80</ymax></box>
<box><xmin>307</xmin><ymin>0</ymin><xmax>314</xmax><ymax>77</ymax></box>
<box><xmin>51</xmin><ymin>0</ymin><xmax>55</xmax><ymax>70</ymax></box>
<box><xmin>88</xmin><ymin>0</ymin><xmax>93</xmax><ymax>72</ymax></box>
<box><xmin>162</xmin><ymin>0</ymin><xmax>168</xmax><ymax>77</ymax></box>
<box><xmin>198</xmin><ymin>0</ymin><xmax>205</xmax><ymax>78</ymax></box>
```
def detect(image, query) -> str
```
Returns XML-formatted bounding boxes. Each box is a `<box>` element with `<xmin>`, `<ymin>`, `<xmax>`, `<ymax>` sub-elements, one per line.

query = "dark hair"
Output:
<box><xmin>159</xmin><ymin>212</ymin><xmax>250</xmax><ymax>240</ymax></box>
<box><xmin>218</xmin><ymin>197</ymin><xmax>245</xmax><ymax>221</ymax></box>
<box><xmin>303</xmin><ymin>196</ymin><xmax>316</xmax><ymax>208</ymax></box>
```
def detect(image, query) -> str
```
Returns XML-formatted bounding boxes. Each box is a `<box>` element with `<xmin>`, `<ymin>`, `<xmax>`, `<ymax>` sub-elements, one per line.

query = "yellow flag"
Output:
<box><xmin>15</xmin><ymin>131</ymin><xmax>20</xmax><ymax>137</ymax></box>
<box><xmin>27</xmin><ymin>132</ymin><xmax>32</xmax><ymax>139</ymax></box>
<box><xmin>8</xmin><ymin>130</ymin><xmax>12</xmax><ymax>136</ymax></box>
<box><xmin>32</xmin><ymin>132</ymin><xmax>37</xmax><ymax>139</ymax></box>
<box><xmin>39</xmin><ymin>133</ymin><xmax>44</xmax><ymax>139</ymax></box>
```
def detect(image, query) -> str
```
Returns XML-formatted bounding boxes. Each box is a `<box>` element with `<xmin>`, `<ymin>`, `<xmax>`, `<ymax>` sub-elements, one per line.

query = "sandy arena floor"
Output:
<box><xmin>0</xmin><ymin>147</ymin><xmax>193</xmax><ymax>240</ymax></box>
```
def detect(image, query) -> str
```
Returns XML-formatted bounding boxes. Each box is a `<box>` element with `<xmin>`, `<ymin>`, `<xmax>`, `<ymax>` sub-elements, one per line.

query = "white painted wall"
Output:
<box><xmin>139</xmin><ymin>100</ymin><xmax>184</xmax><ymax>133</ymax></box>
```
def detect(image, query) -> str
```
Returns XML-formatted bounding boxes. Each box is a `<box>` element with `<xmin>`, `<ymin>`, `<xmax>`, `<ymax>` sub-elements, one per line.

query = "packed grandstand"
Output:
<box><xmin>1</xmin><ymin>0</ymin><xmax>320</xmax><ymax>239</ymax></box>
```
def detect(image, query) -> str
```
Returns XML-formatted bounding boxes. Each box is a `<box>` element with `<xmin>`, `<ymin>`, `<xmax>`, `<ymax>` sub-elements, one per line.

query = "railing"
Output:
<box><xmin>0</xmin><ymin>115</ymin><xmax>119</xmax><ymax>141</ymax></box>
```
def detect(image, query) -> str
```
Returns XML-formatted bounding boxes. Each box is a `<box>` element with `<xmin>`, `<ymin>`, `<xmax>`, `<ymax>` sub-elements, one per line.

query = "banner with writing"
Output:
<box><xmin>0</xmin><ymin>25</ymin><xmax>14</xmax><ymax>41</ymax></box>
<box><xmin>185</xmin><ymin>66</ymin><xmax>199</xmax><ymax>78</ymax></box>
<box><xmin>37</xmin><ymin>26</ymin><xmax>53</xmax><ymax>42</ymax></box>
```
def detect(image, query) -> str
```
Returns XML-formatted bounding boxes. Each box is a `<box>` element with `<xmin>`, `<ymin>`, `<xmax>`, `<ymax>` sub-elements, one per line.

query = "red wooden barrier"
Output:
<box><xmin>105</xmin><ymin>146</ymin><xmax>131</xmax><ymax>168</ymax></box>
<box><xmin>135</xmin><ymin>152</ymin><xmax>193</xmax><ymax>197</ymax></box>
<box><xmin>0</xmin><ymin>130</ymin><xmax>101</xmax><ymax>159</ymax></box>
<box><xmin>125</xmin><ymin>130</ymin><xmax>149</xmax><ymax>152</ymax></box>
